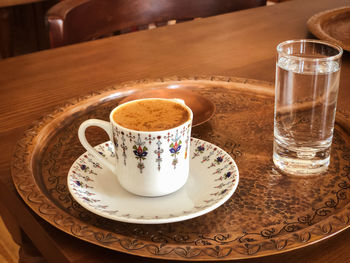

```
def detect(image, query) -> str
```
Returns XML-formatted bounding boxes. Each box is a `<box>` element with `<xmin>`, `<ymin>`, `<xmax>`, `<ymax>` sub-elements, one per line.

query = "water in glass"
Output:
<box><xmin>273</xmin><ymin>54</ymin><xmax>340</xmax><ymax>174</ymax></box>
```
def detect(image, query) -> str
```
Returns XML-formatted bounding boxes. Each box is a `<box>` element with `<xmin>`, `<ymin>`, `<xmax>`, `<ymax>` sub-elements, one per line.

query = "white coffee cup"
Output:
<box><xmin>78</xmin><ymin>98</ymin><xmax>193</xmax><ymax>197</ymax></box>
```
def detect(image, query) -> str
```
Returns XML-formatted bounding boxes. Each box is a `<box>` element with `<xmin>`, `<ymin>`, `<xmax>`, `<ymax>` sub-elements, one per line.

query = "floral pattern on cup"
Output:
<box><xmin>113</xmin><ymin>124</ymin><xmax>191</xmax><ymax>173</ymax></box>
<box><xmin>133</xmin><ymin>134</ymin><xmax>148</xmax><ymax>173</ymax></box>
<box><xmin>169</xmin><ymin>130</ymin><xmax>182</xmax><ymax>169</ymax></box>
<box><xmin>154</xmin><ymin>136</ymin><xmax>164</xmax><ymax>171</ymax></box>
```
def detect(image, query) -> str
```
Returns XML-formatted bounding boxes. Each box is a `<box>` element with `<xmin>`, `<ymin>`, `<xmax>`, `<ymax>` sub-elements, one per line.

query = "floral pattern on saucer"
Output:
<box><xmin>67</xmin><ymin>138</ymin><xmax>239</xmax><ymax>224</ymax></box>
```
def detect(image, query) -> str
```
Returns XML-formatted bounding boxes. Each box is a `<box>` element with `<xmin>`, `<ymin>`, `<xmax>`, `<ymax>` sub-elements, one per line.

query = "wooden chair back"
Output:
<box><xmin>46</xmin><ymin>0</ymin><xmax>266</xmax><ymax>48</ymax></box>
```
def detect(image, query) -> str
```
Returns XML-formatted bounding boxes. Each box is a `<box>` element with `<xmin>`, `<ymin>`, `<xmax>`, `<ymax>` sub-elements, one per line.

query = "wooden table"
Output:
<box><xmin>1</xmin><ymin>0</ymin><xmax>350</xmax><ymax>262</ymax></box>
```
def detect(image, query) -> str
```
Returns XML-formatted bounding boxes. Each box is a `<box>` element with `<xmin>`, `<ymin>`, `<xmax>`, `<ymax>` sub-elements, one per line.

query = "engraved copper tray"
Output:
<box><xmin>307</xmin><ymin>6</ymin><xmax>350</xmax><ymax>51</ymax></box>
<box><xmin>11</xmin><ymin>77</ymin><xmax>350</xmax><ymax>261</ymax></box>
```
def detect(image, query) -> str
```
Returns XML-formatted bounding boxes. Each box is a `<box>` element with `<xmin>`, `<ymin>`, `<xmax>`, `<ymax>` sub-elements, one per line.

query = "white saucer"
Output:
<box><xmin>67</xmin><ymin>138</ymin><xmax>239</xmax><ymax>224</ymax></box>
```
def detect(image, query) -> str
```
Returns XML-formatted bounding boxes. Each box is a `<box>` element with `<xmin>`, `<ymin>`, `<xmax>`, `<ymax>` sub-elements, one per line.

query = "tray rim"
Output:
<box><xmin>10</xmin><ymin>76</ymin><xmax>350</xmax><ymax>261</ymax></box>
<box><xmin>307</xmin><ymin>6</ymin><xmax>350</xmax><ymax>51</ymax></box>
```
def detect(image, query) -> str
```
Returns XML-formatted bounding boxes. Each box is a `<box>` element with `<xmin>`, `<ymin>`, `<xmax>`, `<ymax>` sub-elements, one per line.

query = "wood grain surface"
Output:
<box><xmin>0</xmin><ymin>0</ymin><xmax>44</xmax><ymax>8</ymax></box>
<box><xmin>1</xmin><ymin>0</ymin><xmax>350</xmax><ymax>262</ymax></box>
<box><xmin>0</xmin><ymin>216</ymin><xmax>19</xmax><ymax>263</ymax></box>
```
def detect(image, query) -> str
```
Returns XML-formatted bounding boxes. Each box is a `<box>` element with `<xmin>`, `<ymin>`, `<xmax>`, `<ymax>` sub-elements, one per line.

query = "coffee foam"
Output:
<box><xmin>113</xmin><ymin>99</ymin><xmax>190</xmax><ymax>131</ymax></box>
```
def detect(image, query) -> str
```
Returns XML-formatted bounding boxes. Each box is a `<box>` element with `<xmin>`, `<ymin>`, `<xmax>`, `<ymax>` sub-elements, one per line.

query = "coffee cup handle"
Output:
<box><xmin>78</xmin><ymin>119</ymin><xmax>116</xmax><ymax>174</ymax></box>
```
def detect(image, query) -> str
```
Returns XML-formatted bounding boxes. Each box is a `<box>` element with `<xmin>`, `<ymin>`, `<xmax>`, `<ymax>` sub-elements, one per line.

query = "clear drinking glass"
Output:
<box><xmin>273</xmin><ymin>39</ymin><xmax>343</xmax><ymax>175</ymax></box>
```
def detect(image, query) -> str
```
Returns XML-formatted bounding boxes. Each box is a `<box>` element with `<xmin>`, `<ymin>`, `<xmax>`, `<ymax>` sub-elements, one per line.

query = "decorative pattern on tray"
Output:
<box><xmin>11</xmin><ymin>76</ymin><xmax>350</xmax><ymax>261</ymax></box>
